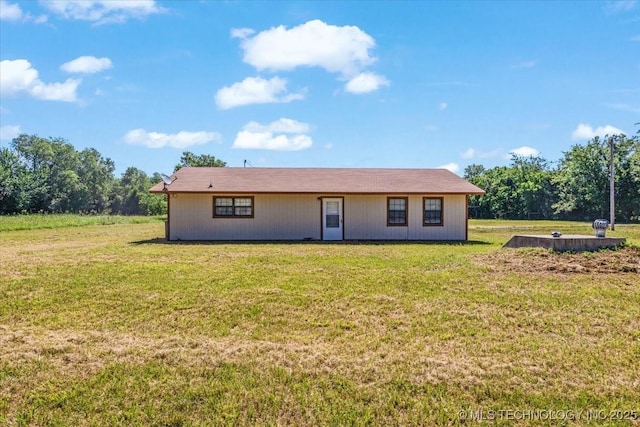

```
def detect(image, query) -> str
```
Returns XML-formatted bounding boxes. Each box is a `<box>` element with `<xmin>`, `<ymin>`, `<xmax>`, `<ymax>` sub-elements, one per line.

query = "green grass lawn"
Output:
<box><xmin>1</xmin><ymin>217</ymin><xmax>639</xmax><ymax>425</ymax></box>
<box><xmin>0</xmin><ymin>214</ymin><xmax>163</xmax><ymax>232</ymax></box>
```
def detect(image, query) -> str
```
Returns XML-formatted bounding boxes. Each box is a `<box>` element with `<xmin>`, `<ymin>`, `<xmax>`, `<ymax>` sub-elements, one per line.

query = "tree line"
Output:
<box><xmin>465</xmin><ymin>131</ymin><xmax>640</xmax><ymax>222</ymax></box>
<box><xmin>1</xmin><ymin>132</ymin><xmax>638</xmax><ymax>221</ymax></box>
<box><xmin>0</xmin><ymin>134</ymin><xmax>225</xmax><ymax>215</ymax></box>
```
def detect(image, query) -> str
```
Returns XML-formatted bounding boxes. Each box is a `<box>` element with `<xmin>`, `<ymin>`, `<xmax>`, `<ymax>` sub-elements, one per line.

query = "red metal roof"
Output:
<box><xmin>149</xmin><ymin>167</ymin><xmax>485</xmax><ymax>195</ymax></box>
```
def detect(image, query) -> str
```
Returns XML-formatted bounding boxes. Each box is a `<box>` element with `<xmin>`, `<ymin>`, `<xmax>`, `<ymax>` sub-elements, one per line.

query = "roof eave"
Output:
<box><xmin>148</xmin><ymin>189</ymin><xmax>486</xmax><ymax>195</ymax></box>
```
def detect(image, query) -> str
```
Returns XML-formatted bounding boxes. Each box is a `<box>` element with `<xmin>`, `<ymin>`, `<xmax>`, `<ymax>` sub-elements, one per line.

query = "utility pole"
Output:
<box><xmin>609</xmin><ymin>136</ymin><xmax>615</xmax><ymax>231</ymax></box>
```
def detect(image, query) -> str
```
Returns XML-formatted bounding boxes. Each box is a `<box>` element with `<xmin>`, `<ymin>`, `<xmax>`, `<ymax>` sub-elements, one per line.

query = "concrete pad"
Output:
<box><xmin>503</xmin><ymin>235</ymin><xmax>626</xmax><ymax>252</ymax></box>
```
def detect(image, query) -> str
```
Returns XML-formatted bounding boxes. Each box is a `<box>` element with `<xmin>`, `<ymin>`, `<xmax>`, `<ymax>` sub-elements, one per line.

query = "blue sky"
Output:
<box><xmin>1</xmin><ymin>0</ymin><xmax>639</xmax><ymax>176</ymax></box>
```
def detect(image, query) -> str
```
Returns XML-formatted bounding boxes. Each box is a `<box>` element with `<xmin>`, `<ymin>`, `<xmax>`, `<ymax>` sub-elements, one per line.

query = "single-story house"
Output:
<box><xmin>149</xmin><ymin>167</ymin><xmax>484</xmax><ymax>241</ymax></box>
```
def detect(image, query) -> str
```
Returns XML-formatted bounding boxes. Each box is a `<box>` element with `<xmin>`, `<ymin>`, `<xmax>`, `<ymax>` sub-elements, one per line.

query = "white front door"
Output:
<box><xmin>322</xmin><ymin>198</ymin><xmax>343</xmax><ymax>241</ymax></box>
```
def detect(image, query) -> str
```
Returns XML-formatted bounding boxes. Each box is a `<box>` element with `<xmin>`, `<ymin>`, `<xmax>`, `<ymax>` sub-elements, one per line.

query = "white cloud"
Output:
<box><xmin>0</xmin><ymin>59</ymin><xmax>80</xmax><ymax>102</ymax></box>
<box><xmin>605</xmin><ymin>0</ymin><xmax>637</xmax><ymax>13</ymax></box>
<box><xmin>509</xmin><ymin>146</ymin><xmax>540</xmax><ymax>157</ymax></box>
<box><xmin>123</xmin><ymin>129</ymin><xmax>221</xmax><ymax>149</ymax></box>
<box><xmin>0</xmin><ymin>0</ymin><xmax>22</xmax><ymax>20</ymax></box>
<box><xmin>462</xmin><ymin>146</ymin><xmax>539</xmax><ymax>160</ymax></box>
<box><xmin>33</xmin><ymin>14</ymin><xmax>48</xmax><ymax>24</ymax></box>
<box><xmin>29</xmin><ymin>81</ymin><xmax>80</xmax><ymax>101</ymax></box>
<box><xmin>230</xmin><ymin>27</ymin><xmax>255</xmax><ymax>39</ymax></box>
<box><xmin>439</xmin><ymin>102</ymin><xmax>448</xmax><ymax>110</ymax></box>
<box><xmin>238</xmin><ymin>19</ymin><xmax>376</xmax><ymax>76</ymax></box>
<box><xmin>0</xmin><ymin>124</ymin><xmax>21</xmax><ymax>140</ymax></box>
<box><xmin>438</xmin><ymin>162</ymin><xmax>460</xmax><ymax>173</ymax></box>
<box><xmin>0</xmin><ymin>60</ymin><xmax>36</xmax><ymax>94</ymax></box>
<box><xmin>571</xmin><ymin>123</ymin><xmax>626</xmax><ymax>140</ymax></box>
<box><xmin>244</xmin><ymin>118</ymin><xmax>310</xmax><ymax>134</ymax></box>
<box><xmin>233</xmin><ymin>132</ymin><xmax>312</xmax><ymax>151</ymax></box>
<box><xmin>232</xmin><ymin>118</ymin><xmax>313</xmax><ymax>151</ymax></box>
<box><xmin>461</xmin><ymin>148</ymin><xmax>476</xmax><ymax>159</ymax></box>
<box><xmin>0</xmin><ymin>1</ymin><xmax>47</xmax><ymax>23</ymax></box>
<box><xmin>344</xmin><ymin>72</ymin><xmax>389</xmax><ymax>94</ymax></box>
<box><xmin>40</xmin><ymin>0</ymin><xmax>164</xmax><ymax>24</ymax></box>
<box><xmin>61</xmin><ymin>56</ymin><xmax>112</xmax><ymax>74</ymax></box>
<box><xmin>215</xmin><ymin>76</ymin><xmax>304</xmax><ymax>110</ymax></box>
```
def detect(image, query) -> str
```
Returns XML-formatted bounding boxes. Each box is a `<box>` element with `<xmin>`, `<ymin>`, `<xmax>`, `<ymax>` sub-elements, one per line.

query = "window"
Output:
<box><xmin>423</xmin><ymin>197</ymin><xmax>443</xmax><ymax>226</ymax></box>
<box><xmin>325</xmin><ymin>201</ymin><xmax>340</xmax><ymax>228</ymax></box>
<box><xmin>213</xmin><ymin>197</ymin><xmax>254</xmax><ymax>218</ymax></box>
<box><xmin>387</xmin><ymin>197</ymin><xmax>408</xmax><ymax>226</ymax></box>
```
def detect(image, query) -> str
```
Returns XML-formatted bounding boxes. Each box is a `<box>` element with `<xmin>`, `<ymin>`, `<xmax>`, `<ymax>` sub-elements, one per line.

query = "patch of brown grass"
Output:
<box><xmin>474</xmin><ymin>246</ymin><xmax>640</xmax><ymax>275</ymax></box>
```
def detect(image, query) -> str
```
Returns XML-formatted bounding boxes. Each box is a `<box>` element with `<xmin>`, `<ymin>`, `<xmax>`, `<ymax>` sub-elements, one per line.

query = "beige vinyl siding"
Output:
<box><xmin>169</xmin><ymin>194</ymin><xmax>321</xmax><ymax>240</ymax></box>
<box><xmin>344</xmin><ymin>194</ymin><xmax>467</xmax><ymax>240</ymax></box>
<box><xmin>344</xmin><ymin>196</ymin><xmax>410</xmax><ymax>240</ymax></box>
<box><xmin>412</xmin><ymin>194</ymin><xmax>466</xmax><ymax>240</ymax></box>
<box><xmin>168</xmin><ymin>193</ymin><xmax>467</xmax><ymax>241</ymax></box>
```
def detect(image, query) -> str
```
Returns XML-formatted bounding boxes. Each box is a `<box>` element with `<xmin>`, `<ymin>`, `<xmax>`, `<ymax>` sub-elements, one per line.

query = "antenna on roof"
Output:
<box><xmin>243</xmin><ymin>159</ymin><xmax>252</xmax><ymax>168</ymax></box>
<box><xmin>161</xmin><ymin>173</ymin><xmax>176</xmax><ymax>191</ymax></box>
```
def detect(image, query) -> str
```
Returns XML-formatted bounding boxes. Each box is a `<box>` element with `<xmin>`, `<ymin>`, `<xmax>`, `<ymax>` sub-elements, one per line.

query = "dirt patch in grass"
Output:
<box><xmin>474</xmin><ymin>246</ymin><xmax>640</xmax><ymax>274</ymax></box>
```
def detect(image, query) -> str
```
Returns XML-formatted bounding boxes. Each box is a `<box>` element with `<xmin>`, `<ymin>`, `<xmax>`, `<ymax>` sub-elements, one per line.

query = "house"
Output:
<box><xmin>149</xmin><ymin>167</ymin><xmax>484</xmax><ymax>241</ymax></box>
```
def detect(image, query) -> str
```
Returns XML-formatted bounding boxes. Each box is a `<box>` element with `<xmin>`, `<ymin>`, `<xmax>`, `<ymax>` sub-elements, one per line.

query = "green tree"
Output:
<box><xmin>174</xmin><ymin>151</ymin><xmax>226</xmax><ymax>171</ymax></box>
<box><xmin>553</xmin><ymin>134</ymin><xmax>638</xmax><ymax>221</ymax></box>
<box><xmin>0</xmin><ymin>147</ymin><xmax>28</xmax><ymax>213</ymax></box>
<box><xmin>77</xmin><ymin>148</ymin><xmax>116</xmax><ymax>213</ymax></box>
<box><xmin>510</xmin><ymin>155</ymin><xmax>556</xmax><ymax>219</ymax></box>
<box><xmin>46</xmin><ymin>139</ymin><xmax>84</xmax><ymax>212</ymax></box>
<box><xmin>10</xmin><ymin>134</ymin><xmax>56</xmax><ymax>211</ymax></box>
<box><xmin>142</xmin><ymin>173</ymin><xmax>168</xmax><ymax>215</ymax></box>
<box><xmin>111</xmin><ymin>167</ymin><xmax>166</xmax><ymax>215</ymax></box>
<box><xmin>463</xmin><ymin>164</ymin><xmax>485</xmax><ymax>181</ymax></box>
<box><xmin>629</xmin><ymin>139</ymin><xmax>640</xmax><ymax>221</ymax></box>
<box><xmin>7</xmin><ymin>134</ymin><xmax>116</xmax><ymax>213</ymax></box>
<box><xmin>614</xmin><ymin>133</ymin><xmax>640</xmax><ymax>221</ymax></box>
<box><xmin>465</xmin><ymin>156</ymin><xmax>555</xmax><ymax>219</ymax></box>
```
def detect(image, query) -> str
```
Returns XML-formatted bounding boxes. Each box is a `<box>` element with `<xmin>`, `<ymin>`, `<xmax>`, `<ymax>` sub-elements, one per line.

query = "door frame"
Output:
<box><xmin>320</xmin><ymin>196</ymin><xmax>344</xmax><ymax>241</ymax></box>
